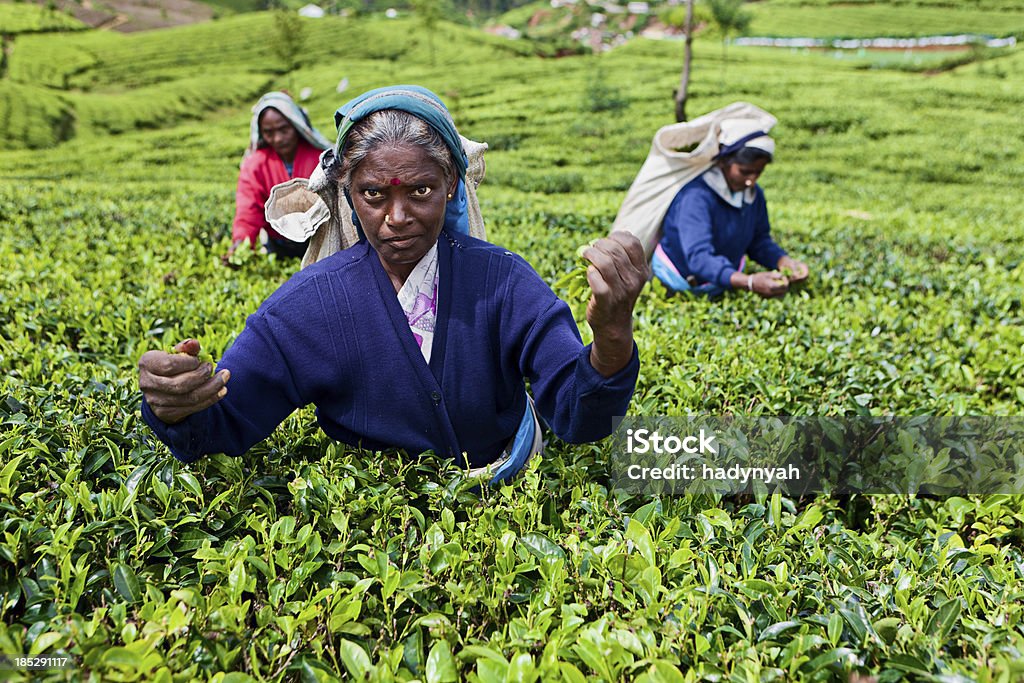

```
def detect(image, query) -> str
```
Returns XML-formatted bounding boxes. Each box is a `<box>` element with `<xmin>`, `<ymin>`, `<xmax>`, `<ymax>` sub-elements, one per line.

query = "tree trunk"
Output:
<box><xmin>674</xmin><ymin>0</ymin><xmax>695</xmax><ymax>122</ymax></box>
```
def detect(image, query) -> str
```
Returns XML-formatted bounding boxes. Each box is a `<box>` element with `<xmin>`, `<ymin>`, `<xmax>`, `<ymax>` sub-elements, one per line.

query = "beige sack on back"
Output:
<box><xmin>611</xmin><ymin>102</ymin><xmax>776</xmax><ymax>258</ymax></box>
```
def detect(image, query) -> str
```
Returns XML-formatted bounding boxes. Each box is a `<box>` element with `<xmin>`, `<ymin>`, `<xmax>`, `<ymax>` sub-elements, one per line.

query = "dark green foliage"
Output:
<box><xmin>1</xmin><ymin>6</ymin><xmax>1023</xmax><ymax>681</ymax></box>
<box><xmin>747</xmin><ymin>1</ymin><xmax>1024</xmax><ymax>38</ymax></box>
<box><xmin>759</xmin><ymin>0</ymin><xmax>1021</xmax><ymax>11</ymax></box>
<box><xmin>0</xmin><ymin>82</ymin><xmax>75</xmax><ymax>149</ymax></box>
<box><xmin>581</xmin><ymin>59</ymin><xmax>629</xmax><ymax>114</ymax></box>
<box><xmin>708</xmin><ymin>0</ymin><xmax>752</xmax><ymax>82</ymax></box>
<box><xmin>0</xmin><ymin>2</ymin><xmax>86</xmax><ymax>33</ymax></box>
<box><xmin>270</xmin><ymin>9</ymin><xmax>305</xmax><ymax>73</ymax></box>
<box><xmin>411</xmin><ymin>0</ymin><xmax>454</xmax><ymax>65</ymax></box>
<box><xmin>0</xmin><ymin>14</ymin><xmax>537</xmax><ymax>149</ymax></box>
<box><xmin>201</xmin><ymin>0</ymin><xmax>269</xmax><ymax>12</ymax></box>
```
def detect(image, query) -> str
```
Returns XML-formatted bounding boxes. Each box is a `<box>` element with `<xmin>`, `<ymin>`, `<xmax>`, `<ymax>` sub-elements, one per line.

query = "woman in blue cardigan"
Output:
<box><xmin>653</xmin><ymin>119</ymin><xmax>809</xmax><ymax>298</ymax></box>
<box><xmin>138</xmin><ymin>86</ymin><xmax>648</xmax><ymax>482</ymax></box>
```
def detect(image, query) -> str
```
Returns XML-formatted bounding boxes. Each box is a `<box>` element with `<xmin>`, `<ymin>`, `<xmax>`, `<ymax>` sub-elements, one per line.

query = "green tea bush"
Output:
<box><xmin>0</xmin><ymin>82</ymin><xmax>74</xmax><ymax>149</ymax></box>
<box><xmin>747</xmin><ymin>3</ymin><xmax>1024</xmax><ymax>37</ymax></box>
<box><xmin>581</xmin><ymin>60</ymin><xmax>630</xmax><ymax>114</ymax></box>
<box><xmin>0</xmin><ymin>3</ymin><xmax>85</xmax><ymax>34</ymax></box>
<box><xmin>7</xmin><ymin>14</ymin><xmax>531</xmax><ymax>92</ymax></box>
<box><xmin>489</xmin><ymin>170</ymin><xmax>585</xmax><ymax>194</ymax></box>
<box><xmin>0</xmin><ymin>71</ymin><xmax>272</xmax><ymax>148</ymax></box>
<box><xmin>67</xmin><ymin>71</ymin><xmax>273</xmax><ymax>137</ymax></box>
<box><xmin>5</xmin><ymin>32</ymin><xmax>104</xmax><ymax>89</ymax></box>
<box><xmin>763</xmin><ymin>0</ymin><xmax>1021</xmax><ymax>11</ymax></box>
<box><xmin>0</xmin><ymin>12</ymin><xmax>1023</xmax><ymax>681</ymax></box>
<box><xmin>0</xmin><ymin>13</ymin><xmax>555</xmax><ymax>150</ymax></box>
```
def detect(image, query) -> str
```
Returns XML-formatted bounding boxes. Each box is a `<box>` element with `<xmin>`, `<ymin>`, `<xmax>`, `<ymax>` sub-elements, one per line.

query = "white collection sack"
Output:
<box><xmin>610</xmin><ymin>102</ymin><xmax>777</xmax><ymax>259</ymax></box>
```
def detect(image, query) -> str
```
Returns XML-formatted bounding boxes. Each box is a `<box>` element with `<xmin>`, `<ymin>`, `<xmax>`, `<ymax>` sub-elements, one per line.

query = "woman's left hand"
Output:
<box><xmin>777</xmin><ymin>255</ymin><xmax>809</xmax><ymax>282</ymax></box>
<box><xmin>582</xmin><ymin>232</ymin><xmax>649</xmax><ymax>377</ymax></box>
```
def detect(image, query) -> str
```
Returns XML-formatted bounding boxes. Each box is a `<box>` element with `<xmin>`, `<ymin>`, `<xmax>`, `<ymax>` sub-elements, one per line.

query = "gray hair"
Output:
<box><xmin>337</xmin><ymin>109</ymin><xmax>456</xmax><ymax>191</ymax></box>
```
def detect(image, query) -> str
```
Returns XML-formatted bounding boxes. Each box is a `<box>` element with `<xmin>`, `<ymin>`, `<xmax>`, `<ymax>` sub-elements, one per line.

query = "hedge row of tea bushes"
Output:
<box><xmin>0</xmin><ymin>13</ymin><xmax>544</xmax><ymax>150</ymax></box>
<box><xmin>0</xmin><ymin>173</ymin><xmax>1022</xmax><ymax>680</ymax></box>
<box><xmin>1</xmin><ymin>9</ymin><xmax>1023</xmax><ymax>682</ymax></box>
<box><xmin>486</xmin><ymin>193</ymin><xmax>1024</xmax><ymax>418</ymax></box>
<box><xmin>2</xmin><ymin>31</ymin><xmax>1023</xmax><ymax>412</ymax></box>
<box><xmin>1</xmin><ymin>379</ymin><xmax>1022</xmax><ymax>683</ymax></box>
<box><xmin>4</xmin><ymin>6</ymin><xmax>1022</xmax><ymax>150</ymax></box>
<box><xmin>6</xmin><ymin>32</ymin><xmax>105</xmax><ymax>89</ymax></box>
<box><xmin>746</xmin><ymin>3</ymin><xmax>1024</xmax><ymax>39</ymax></box>
<box><xmin>14</xmin><ymin>15</ymin><xmax>525</xmax><ymax>90</ymax></box>
<box><xmin>1</xmin><ymin>174</ymin><xmax>1023</xmax><ymax>680</ymax></box>
<box><xmin>498</xmin><ymin>0</ymin><xmax>1024</xmax><ymax>40</ymax></box>
<box><xmin>66</xmin><ymin>71</ymin><xmax>277</xmax><ymax>138</ymax></box>
<box><xmin>0</xmin><ymin>2</ymin><xmax>85</xmax><ymax>34</ymax></box>
<box><xmin>761</xmin><ymin>0</ymin><xmax>1022</xmax><ymax>11</ymax></box>
<box><xmin>0</xmin><ymin>81</ymin><xmax>74</xmax><ymax>150</ymax></box>
<box><xmin>0</xmin><ymin>72</ymin><xmax>272</xmax><ymax>151</ymax></box>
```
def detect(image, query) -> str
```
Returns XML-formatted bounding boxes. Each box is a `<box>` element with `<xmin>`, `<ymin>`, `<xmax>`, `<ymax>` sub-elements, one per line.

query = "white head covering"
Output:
<box><xmin>717</xmin><ymin>118</ymin><xmax>776</xmax><ymax>158</ymax></box>
<box><xmin>248</xmin><ymin>91</ymin><xmax>332</xmax><ymax>154</ymax></box>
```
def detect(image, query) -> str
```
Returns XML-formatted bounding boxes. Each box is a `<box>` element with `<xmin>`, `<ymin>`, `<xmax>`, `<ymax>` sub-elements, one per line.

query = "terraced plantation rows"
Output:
<box><xmin>1</xmin><ymin>4</ymin><xmax>1023</xmax><ymax>681</ymax></box>
<box><xmin>760</xmin><ymin>0</ymin><xmax>1020</xmax><ymax>11</ymax></box>
<box><xmin>747</xmin><ymin>3</ymin><xmax>1024</xmax><ymax>38</ymax></box>
<box><xmin>0</xmin><ymin>3</ymin><xmax>85</xmax><ymax>34</ymax></box>
<box><xmin>0</xmin><ymin>14</ymin><xmax>540</xmax><ymax>150</ymax></box>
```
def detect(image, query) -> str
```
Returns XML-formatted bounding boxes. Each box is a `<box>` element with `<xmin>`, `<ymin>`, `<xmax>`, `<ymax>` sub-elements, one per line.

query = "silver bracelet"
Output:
<box><xmin>747</xmin><ymin>274</ymin><xmax>754</xmax><ymax>291</ymax></box>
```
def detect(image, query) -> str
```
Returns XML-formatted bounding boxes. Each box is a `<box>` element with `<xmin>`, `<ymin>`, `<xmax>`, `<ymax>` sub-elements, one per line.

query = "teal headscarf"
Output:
<box><xmin>331</xmin><ymin>85</ymin><xmax>470</xmax><ymax>236</ymax></box>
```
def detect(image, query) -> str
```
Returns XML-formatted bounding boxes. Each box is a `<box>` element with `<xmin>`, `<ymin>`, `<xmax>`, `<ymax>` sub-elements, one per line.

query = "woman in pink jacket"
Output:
<box><xmin>228</xmin><ymin>91</ymin><xmax>331</xmax><ymax>260</ymax></box>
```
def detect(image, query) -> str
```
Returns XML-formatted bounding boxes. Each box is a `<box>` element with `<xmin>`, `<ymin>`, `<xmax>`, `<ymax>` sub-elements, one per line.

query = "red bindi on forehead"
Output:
<box><xmin>390</xmin><ymin>177</ymin><xmax>402</xmax><ymax>185</ymax></box>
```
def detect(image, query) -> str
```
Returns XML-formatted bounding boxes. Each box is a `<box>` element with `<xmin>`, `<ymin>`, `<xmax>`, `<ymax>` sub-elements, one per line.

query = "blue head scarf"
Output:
<box><xmin>332</xmin><ymin>85</ymin><xmax>470</xmax><ymax>236</ymax></box>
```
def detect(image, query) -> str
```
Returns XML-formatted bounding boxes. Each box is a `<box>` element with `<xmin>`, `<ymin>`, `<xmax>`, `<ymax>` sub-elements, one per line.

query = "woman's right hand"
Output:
<box><xmin>138</xmin><ymin>339</ymin><xmax>230</xmax><ymax>424</ymax></box>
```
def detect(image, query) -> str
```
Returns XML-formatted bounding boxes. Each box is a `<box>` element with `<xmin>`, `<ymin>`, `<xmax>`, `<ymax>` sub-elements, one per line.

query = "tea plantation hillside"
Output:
<box><xmin>0</xmin><ymin>2</ymin><xmax>86</xmax><ymax>33</ymax></box>
<box><xmin>1</xmin><ymin>9</ymin><xmax>1024</xmax><ymax>682</ymax></box>
<box><xmin>746</xmin><ymin>2</ymin><xmax>1024</xmax><ymax>39</ymax></box>
<box><xmin>0</xmin><ymin>13</ymin><xmax>533</xmax><ymax>150</ymax></box>
<box><xmin>498</xmin><ymin>0</ymin><xmax>1024</xmax><ymax>43</ymax></box>
<box><xmin>761</xmin><ymin>0</ymin><xmax>1019</xmax><ymax>10</ymax></box>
